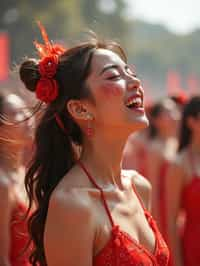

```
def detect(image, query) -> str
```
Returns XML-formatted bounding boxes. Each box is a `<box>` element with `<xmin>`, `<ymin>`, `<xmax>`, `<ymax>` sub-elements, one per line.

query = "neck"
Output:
<box><xmin>80</xmin><ymin>129</ymin><xmax>132</xmax><ymax>189</ymax></box>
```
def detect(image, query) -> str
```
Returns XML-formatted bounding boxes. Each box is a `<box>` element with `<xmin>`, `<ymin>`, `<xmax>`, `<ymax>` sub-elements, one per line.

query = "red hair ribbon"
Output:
<box><xmin>54</xmin><ymin>113</ymin><xmax>68</xmax><ymax>135</ymax></box>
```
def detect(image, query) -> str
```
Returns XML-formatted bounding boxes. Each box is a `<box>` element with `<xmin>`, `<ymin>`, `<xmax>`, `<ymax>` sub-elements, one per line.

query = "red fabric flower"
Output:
<box><xmin>36</xmin><ymin>78</ymin><xmax>58</xmax><ymax>103</ymax></box>
<box><xmin>33</xmin><ymin>22</ymin><xmax>66</xmax><ymax>103</ymax></box>
<box><xmin>39</xmin><ymin>55</ymin><xmax>58</xmax><ymax>78</ymax></box>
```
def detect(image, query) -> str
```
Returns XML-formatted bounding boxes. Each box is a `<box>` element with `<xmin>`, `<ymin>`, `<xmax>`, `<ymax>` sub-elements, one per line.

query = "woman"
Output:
<box><xmin>0</xmin><ymin>93</ymin><xmax>31</xmax><ymax>266</ymax></box>
<box><xmin>145</xmin><ymin>98</ymin><xmax>180</xmax><ymax>237</ymax></box>
<box><xmin>20</xmin><ymin>24</ymin><xmax>169</xmax><ymax>266</ymax></box>
<box><xmin>166</xmin><ymin>96</ymin><xmax>200</xmax><ymax>266</ymax></box>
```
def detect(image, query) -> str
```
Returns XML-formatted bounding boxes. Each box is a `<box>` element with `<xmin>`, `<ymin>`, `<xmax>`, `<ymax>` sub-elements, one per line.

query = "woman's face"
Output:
<box><xmin>154</xmin><ymin>99</ymin><xmax>181</xmax><ymax>136</ymax></box>
<box><xmin>187</xmin><ymin>112</ymin><xmax>200</xmax><ymax>135</ymax></box>
<box><xmin>85</xmin><ymin>49</ymin><xmax>149</xmax><ymax>134</ymax></box>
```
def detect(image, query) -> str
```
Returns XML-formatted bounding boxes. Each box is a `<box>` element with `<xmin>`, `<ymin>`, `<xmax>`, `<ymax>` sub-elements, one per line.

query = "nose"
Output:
<box><xmin>127</xmin><ymin>75</ymin><xmax>141</xmax><ymax>91</ymax></box>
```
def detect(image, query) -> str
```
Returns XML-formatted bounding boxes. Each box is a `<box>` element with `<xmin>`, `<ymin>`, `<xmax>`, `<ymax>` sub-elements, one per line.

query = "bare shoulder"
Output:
<box><xmin>123</xmin><ymin>169</ymin><xmax>152</xmax><ymax>210</ymax></box>
<box><xmin>49</xmin><ymin>184</ymin><xmax>93</xmax><ymax>221</ymax></box>
<box><xmin>48</xmin><ymin>164</ymin><xmax>97</xmax><ymax>219</ymax></box>
<box><xmin>44</xmin><ymin>173</ymin><xmax>96</xmax><ymax>265</ymax></box>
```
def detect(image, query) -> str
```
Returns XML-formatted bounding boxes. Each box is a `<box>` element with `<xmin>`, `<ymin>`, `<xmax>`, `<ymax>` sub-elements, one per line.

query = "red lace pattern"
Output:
<box><xmin>94</xmin><ymin>212</ymin><xmax>169</xmax><ymax>266</ymax></box>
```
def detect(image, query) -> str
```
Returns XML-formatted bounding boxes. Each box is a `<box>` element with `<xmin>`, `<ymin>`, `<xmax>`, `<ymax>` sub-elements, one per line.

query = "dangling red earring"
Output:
<box><xmin>86</xmin><ymin>113</ymin><xmax>94</xmax><ymax>138</ymax></box>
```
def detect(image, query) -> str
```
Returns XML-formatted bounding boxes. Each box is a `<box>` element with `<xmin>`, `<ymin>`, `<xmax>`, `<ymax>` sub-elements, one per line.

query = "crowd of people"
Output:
<box><xmin>0</xmin><ymin>24</ymin><xmax>199</xmax><ymax>266</ymax></box>
<box><xmin>123</xmin><ymin>94</ymin><xmax>200</xmax><ymax>266</ymax></box>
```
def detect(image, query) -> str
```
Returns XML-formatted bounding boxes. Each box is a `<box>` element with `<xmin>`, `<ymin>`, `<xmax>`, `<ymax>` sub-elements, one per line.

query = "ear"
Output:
<box><xmin>66</xmin><ymin>99</ymin><xmax>89</xmax><ymax>121</ymax></box>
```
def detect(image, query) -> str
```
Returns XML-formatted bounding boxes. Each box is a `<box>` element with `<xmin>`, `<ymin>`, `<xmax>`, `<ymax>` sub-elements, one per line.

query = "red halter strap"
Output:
<box><xmin>54</xmin><ymin>113</ymin><xmax>68</xmax><ymax>135</ymax></box>
<box><xmin>78</xmin><ymin>160</ymin><xmax>115</xmax><ymax>227</ymax></box>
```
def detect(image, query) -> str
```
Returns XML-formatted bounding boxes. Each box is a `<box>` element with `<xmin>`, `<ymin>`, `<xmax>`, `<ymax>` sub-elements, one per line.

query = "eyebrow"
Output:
<box><xmin>99</xmin><ymin>64</ymin><xmax>120</xmax><ymax>75</ymax></box>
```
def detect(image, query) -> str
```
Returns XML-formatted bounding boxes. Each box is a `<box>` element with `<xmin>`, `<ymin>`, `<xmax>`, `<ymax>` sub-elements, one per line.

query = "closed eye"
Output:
<box><xmin>125</xmin><ymin>66</ymin><xmax>137</xmax><ymax>77</ymax></box>
<box><xmin>107</xmin><ymin>75</ymin><xmax>121</xmax><ymax>80</ymax></box>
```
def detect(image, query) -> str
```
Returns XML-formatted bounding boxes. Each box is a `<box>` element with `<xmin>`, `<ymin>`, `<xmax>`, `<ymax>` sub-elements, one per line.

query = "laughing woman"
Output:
<box><xmin>20</xmin><ymin>24</ymin><xmax>169</xmax><ymax>266</ymax></box>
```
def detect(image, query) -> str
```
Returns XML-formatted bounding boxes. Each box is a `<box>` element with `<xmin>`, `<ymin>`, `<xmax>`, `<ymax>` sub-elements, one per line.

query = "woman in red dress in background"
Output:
<box><xmin>0</xmin><ymin>93</ymin><xmax>32</xmax><ymax>266</ymax></box>
<box><xmin>122</xmin><ymin>129</ymin><xmax>150</xmax><ymax>177</ymax></box>
<box><xmin>145</xmin><ymin>98</ymin><xmax>180</xmax><ymax>236</ymax></box>
<box><xmin>122</xmin><ymin>102</ymin><xmax>152</xmax><ymax>178</ymax></box>
<box><xmin>166</xmin><ymin>96</ymin><xmax>200</xmax><ymax>266</ymax></box>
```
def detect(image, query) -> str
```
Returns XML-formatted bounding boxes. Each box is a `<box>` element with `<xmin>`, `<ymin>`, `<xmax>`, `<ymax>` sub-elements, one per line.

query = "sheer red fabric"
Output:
<box><xmin>158</xmin><ymin>161</ymin><xmax>175</xmax><ymax>266</ymax></box>
<box><xmin>78</xmin><ymin>161</ymin><xmax>169</xmax><ymax>266</ymax></box>
<box><xmin>158</xmin><ymin>161</ymin><xmax>169</xmax><ymax>239</ymax></box>
<box><xmin>182</xmin><ymin>177</ymin><xmax>200</xmax><ymax>266</ymax></box>
<box><xmin>10</xmin><ymin>203</ymin><xmax>31</xmax><ymax>266</ymax></box>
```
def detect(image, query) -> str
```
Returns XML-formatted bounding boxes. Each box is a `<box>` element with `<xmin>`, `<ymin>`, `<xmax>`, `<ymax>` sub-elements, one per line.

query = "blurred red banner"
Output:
<box><xmin>187</xmin><ymin>74</ymin><xmax>199</xmax><ymax>96</ymax></box>
<box><xmin>0</xmin><ymin>32</ymin><xmax>9</xmax><ymax>81</ymax></box>
<box><xmin>166</xmin><ymin>70</ymin><xmax>183</xmax><ymax>95</ymax></box>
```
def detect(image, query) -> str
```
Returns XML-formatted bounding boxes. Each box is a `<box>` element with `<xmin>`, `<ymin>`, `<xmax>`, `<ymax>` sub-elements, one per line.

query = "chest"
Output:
<box><xmin>92</xmin><ymin>189</ymin><xmax>156</xmax><ymax>257</ymax></box>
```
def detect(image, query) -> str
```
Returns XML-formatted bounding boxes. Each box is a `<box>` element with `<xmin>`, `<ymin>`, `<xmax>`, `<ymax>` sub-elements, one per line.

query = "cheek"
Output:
<box><xmin>100</xmin><ymin>83</ymin><xmax>123</xmax><ymax>98</ymax></box>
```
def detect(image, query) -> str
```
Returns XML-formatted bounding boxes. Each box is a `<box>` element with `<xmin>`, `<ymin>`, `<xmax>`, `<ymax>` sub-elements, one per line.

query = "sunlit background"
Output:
<box><xmin>0</xmin><ymin>0</ymin><xmax>199</xmax><ymax>102</ymax></box>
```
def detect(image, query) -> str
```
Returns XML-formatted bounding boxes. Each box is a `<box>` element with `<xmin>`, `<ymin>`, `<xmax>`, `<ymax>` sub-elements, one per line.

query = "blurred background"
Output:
<box><xmin>0</xmin><ymin>0</ymin><xmax>199</xmax><ymax>101</ymax></box>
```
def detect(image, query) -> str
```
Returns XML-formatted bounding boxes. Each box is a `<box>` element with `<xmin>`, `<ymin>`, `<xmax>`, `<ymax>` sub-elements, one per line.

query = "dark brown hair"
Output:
<box><xmin>147</xmin><ymin>99</ymin><xmax>171</xmax><ymax>139</ymax></box>
<box><xmin>20</xmin><ymin>37</ymin><xmax>127</xmax><ymax>265</ymax></box>
<box><xmin>178</xmin><ymin>96</ymin><xmax>200</xmax><ymax>151</ymax></box>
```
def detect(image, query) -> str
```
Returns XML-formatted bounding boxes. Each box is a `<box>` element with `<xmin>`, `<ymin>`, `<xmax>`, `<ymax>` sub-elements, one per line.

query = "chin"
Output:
<box><xmin>129</xmin><ymin>116</ymin><xmax>149</xmax><ymax>132</ymax></box>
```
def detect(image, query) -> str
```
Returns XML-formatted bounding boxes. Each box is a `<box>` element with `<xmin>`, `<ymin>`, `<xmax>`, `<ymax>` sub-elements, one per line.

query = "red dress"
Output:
<box><xmin>79</xmin><ymin>161</ymin><xmax>169</xmax><ymax>266</ymax></box>
<box><xmin>158</xmin><ymin>160</ymin><xmax>169</xmax><ymax>239</ymax></box>
<box><xmin>158</xmin><ymin>161</ymin><xmax>175</xmax><ymax>266</ymax></box>
<box><xmin>181</xmin><ymin>155</ymin><xmax>200</xmax><ymax>266</ymax></box>
<box><xmin>10</xmin><ymin>202</ymin><xmax>31</xmax><ymax>266</ymax></box>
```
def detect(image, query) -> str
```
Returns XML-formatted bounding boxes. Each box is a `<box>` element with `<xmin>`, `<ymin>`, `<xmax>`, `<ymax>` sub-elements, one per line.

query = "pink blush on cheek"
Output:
<box><xmin>101</xmin><ymin>86</ymin><xmax>122</xmax><ymax>98</ymax></box>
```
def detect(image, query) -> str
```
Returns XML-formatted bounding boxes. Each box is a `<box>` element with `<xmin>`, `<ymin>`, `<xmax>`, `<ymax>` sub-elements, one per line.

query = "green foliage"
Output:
<box><xmin>126</xmin><ymin>20</ymin><xmax>200</xmax><ymax>92</ymax></box>
<box><xmin>0</xmin><ymin>0</ymin><xmax>199</xmax><ymax>93</ymax></box>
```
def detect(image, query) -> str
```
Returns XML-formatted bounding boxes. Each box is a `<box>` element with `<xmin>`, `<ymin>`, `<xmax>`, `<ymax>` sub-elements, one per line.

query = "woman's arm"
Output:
<box><xmin>44</xmin><ymin>190</ymin><xmax>95</xmax><ymax>266</ymax></box>
<box><xmin>165</xmin><ymin>160</ymin><xmax>184</xmax><ymax>266</ymax></box>
<box><xmin>0</xmin><ymin>178</ymin><xmax>12</xmax><ymax>266</ymax></box>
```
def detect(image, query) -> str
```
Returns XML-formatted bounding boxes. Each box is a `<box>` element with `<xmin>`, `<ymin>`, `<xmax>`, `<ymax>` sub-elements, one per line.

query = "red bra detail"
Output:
<box><xmin>182</xmin><ymin>177</ymin><xmax>200</xmax><ymax>224</ymax></box>
<box><xmin>158</xmin><ymin>161</ymin><xmax>169</xmax><ymax>239</ymax></box>
<box><xmin>78</xmin><ymin>161</ymin><xmax>169</xmax><ymax>266</ymax></box>
<box><xmin>181</xmin><ymin>151</ymin><xmax>200</xmax><ymax>266</ymax></box>
<box><xmin>182</xmin><ymin>150</ymin><xmax>200</xmax><ymax>223</ymax></box>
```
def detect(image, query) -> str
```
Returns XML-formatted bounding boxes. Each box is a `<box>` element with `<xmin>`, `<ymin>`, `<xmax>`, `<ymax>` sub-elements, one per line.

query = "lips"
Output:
<box><xmin>125</xmin><ymin>92</ymin><xmax>144</xmax><ymax>109</ymax></box>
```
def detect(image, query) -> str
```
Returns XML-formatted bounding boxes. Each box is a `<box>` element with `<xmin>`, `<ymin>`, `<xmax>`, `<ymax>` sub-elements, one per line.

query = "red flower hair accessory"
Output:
<box><xmin>39</xmin><ymin>55</ymin><xmax>58</xmax><ymax>78</ymax></box>
<box><xmin>34</xmin><ymin>21</ymin><xmax>66</xmax><ymax>103</ymax></box>
<box><xmin>36</xmin><ymin>78</ymin><xmax>58</xmax><ymax>104</ymax></box>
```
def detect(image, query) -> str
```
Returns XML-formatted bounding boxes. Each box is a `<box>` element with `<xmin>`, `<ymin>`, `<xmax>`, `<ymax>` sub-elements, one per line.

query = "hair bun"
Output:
<box><xmin>19</xmin><ymin>58</ymin><xmax>40</xmax><ymax>92</ymax></box>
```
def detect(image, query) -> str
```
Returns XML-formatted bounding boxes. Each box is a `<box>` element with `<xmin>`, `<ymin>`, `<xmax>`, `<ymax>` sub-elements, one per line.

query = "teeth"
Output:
<box><xmin>126</xmin><ymin>96</ymin><xmax>142</xmax><ymax>107</ymax></box>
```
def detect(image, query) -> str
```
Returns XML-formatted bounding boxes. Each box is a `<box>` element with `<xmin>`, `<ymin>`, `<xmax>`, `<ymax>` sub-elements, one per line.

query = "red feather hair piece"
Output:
<box><xmin>34</xmin><ymin>21</ymin><xmax>66</xmax><ymax>58</ymax></box>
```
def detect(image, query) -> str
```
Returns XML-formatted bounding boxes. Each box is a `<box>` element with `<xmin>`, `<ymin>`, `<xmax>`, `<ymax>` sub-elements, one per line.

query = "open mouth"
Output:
<box><xmin>125</xmin><ymin>94</ymin><xmax>143</xmax><ymax>109</ymax></box>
